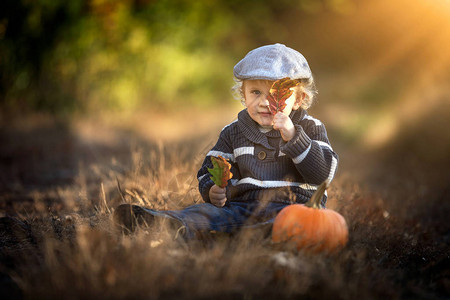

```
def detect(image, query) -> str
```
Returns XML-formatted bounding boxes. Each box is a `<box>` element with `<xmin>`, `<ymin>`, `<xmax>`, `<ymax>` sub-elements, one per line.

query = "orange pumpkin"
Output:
<box><xmin>272</xmin><ymin>181</ymin><xmax>348</xmax><ymax>253</ymax></box>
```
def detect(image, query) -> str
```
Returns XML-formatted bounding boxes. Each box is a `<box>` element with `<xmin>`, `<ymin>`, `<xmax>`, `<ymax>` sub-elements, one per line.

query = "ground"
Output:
<box><xmin>0</xmin><ymin>108</ymin><xmax>449</xmax><ymax>299</ymax></box>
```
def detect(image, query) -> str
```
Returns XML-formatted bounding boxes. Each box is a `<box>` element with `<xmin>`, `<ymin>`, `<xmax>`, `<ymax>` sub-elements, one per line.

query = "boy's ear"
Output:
<box><xmin>293</xmin><ymin>92</ymin><xmax>306</xmax><ymax>110</ymax></box>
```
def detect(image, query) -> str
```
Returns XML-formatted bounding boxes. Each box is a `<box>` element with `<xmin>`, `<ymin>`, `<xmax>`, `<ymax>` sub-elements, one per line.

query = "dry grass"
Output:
<box><xmin>0</xmin><ymin>109</ymin><xmax>448</xmax><ymax>300</ymax></box>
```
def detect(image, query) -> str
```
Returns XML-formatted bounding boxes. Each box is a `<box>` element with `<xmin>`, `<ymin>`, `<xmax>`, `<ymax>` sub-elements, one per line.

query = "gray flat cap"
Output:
<box><xmin>233</xmin><ymin>43</ymin><xmax>312</xmax><ymax>80</ymax></box>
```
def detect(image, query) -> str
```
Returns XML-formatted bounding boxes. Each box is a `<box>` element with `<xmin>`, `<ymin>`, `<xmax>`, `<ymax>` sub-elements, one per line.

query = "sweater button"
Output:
<box><xmin>257</xmin><ymin>151</ymin><xmax>267</xmax><ymax>160</ymax></box>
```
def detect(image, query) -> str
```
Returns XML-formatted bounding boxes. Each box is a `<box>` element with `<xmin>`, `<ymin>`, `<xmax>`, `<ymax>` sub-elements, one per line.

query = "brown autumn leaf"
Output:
<box><xmin>267</xmin><ymin>78</ymin><xmax>300</xmax><ymax>115</ymax></box>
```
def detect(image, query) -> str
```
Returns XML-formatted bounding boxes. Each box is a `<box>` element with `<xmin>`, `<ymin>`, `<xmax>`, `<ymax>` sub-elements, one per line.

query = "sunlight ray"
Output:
<box><xmin>350</xmin><ymin>0</ymin><xmax>445</xmax><ymax>89</ymax></box>
<box><xmin>362</xmin><ymin>17</ymin><xmax>450</xmax><ymax>148</ymax></box>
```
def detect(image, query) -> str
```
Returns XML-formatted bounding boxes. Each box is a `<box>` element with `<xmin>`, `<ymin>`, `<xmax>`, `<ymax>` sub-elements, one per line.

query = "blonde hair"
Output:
<box><xmin>232</xmin><ymin>77</ymin><xmax>317</xmax><ymax>110</ymax></box>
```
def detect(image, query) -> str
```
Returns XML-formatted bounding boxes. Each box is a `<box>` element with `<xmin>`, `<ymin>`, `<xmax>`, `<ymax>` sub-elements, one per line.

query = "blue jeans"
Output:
<box><xmin>140</xmin><ymin>201</ymin><xmax>290</xmax><ymax>240</ymax></box>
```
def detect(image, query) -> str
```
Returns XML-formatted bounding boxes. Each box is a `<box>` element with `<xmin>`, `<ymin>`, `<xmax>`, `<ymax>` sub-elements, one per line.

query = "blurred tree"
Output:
<box><xmin>0</xmin><ymin>0</ymin><xmax>365</xmax><ymax>114</ymax></box>
<box><xmin>0</xmin><ymin>0</ymin><xmax>86</xmax><ymax>111</ymax></box>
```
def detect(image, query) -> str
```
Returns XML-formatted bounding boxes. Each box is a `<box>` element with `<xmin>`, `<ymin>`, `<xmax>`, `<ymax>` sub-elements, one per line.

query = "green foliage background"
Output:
<box><xmin>0</xmin><ymin>0</ymin><xmax>361</xmax><ymax>113</ymax></box>
<box><xmin>1</xmin><ymin>0</ymin><xmax>449</xmax><ymax>117</ymax></box>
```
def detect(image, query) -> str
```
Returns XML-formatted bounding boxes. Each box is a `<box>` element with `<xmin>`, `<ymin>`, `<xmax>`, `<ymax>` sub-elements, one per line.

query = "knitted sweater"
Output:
<box><xmin>197</xmin><ymin>108</ymin><xmax>338</xmax><ymax>206</ymax></box>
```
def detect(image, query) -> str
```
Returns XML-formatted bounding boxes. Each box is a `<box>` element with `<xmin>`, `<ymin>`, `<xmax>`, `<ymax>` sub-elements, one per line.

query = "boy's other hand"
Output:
<box><xmin>273</xmin><ymin>112</ymin><xmax>295</xmax><ymax>142</ymax></box>
<box><xmin>209</xmin><ymin>185</ymin><xmax>227</xmax><ymax>207</ymax></box>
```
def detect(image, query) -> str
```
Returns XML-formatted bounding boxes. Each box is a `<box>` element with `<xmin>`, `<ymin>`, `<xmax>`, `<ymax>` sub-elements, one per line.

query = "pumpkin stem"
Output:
<box><xmin>306</xmin><ymin>181</ymin><xmax>329</xmax><ymax>209</ymax></box>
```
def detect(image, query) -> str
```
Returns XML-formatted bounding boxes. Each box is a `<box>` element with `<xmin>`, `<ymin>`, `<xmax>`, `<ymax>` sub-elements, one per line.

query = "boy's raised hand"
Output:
<box><xmin>209</xmin><ymin>184</ymin><xmax>227</xmax><ymax>207</ymax></box>
<box><xmin>273</xmin><ymin>112</ymin><xmax>295</xmax><ymax>142</ymax></box>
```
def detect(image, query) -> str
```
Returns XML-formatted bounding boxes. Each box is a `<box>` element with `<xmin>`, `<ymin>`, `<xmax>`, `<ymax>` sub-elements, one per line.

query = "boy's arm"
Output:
<box><xmin>280</xmin><ymin>118</ymin><xmax>338</xmax><ymax>185</ymax></box>
<box><xmin>197</xmin><ymin>127</ymin><xmax>240</xmax><ymax>203</ymax></box>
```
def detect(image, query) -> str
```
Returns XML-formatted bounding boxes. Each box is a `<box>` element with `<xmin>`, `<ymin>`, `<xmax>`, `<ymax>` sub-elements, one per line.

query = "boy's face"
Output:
<box><xmin>243</xmin><ymin>80</ymin><xmax>303</xmax><ymax>127</ymax></box>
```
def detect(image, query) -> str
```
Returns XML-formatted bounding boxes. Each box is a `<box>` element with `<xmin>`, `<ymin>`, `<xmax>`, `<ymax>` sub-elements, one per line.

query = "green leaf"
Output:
<box><xmin>207</xmin><ymin>156</ymin><xmax>233</xmax><ymax>188</ymax></box>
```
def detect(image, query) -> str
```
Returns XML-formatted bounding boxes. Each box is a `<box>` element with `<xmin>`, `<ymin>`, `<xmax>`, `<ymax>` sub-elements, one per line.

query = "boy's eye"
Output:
<box><xmin>251</xmin><ymin>90</ymin><xmax>261</xmax><ymax>95</ymax></box>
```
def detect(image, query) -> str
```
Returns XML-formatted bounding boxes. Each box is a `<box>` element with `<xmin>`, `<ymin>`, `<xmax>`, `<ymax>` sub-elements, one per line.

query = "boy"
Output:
<box><xmin>114</xmin><ymin>43</ymin><xmax>338</xmax><ymax>239</ymax></box>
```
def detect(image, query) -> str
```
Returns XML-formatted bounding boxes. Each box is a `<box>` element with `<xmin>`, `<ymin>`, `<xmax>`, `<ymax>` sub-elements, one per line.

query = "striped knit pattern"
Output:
<box><xmin>197</xmin><ymin>109</ymin><xmax>338</xmax><ymax>206</ymax></box>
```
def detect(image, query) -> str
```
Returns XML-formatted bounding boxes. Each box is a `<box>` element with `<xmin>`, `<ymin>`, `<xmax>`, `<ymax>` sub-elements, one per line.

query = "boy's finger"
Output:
<box><xmin>212</xmin><ymin>185</ymin><xmax>226</xmax><ymax>192</ymax></box>
<box><xmin>213</xmin><ymin>198</ymin><xmax>226</xmax><ymax>207</ymax></box>
<box><xmin>211</xmin><ymin>191</ymin><xmax>226</xmax><ymax>197</ymax></box>
<box><xmin>217</xmin><ymin>199</ymin><xmax>227</xmax><ymax>207</ymax></box>
<box><xmin>210</xmin><ymin>189</ymin><xmax>226</xmax><ymax>196</ymax></box>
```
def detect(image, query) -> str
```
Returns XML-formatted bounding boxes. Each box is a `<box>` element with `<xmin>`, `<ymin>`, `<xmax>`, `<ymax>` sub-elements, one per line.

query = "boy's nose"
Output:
<box><xmin>260</xmin><ymin>97</ymin><xmax>270</xmax><ymax>107</ymax></box>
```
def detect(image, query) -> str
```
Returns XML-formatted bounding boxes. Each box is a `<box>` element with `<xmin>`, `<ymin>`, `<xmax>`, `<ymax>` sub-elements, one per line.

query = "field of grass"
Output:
<box><xmin>0</xmin><ymin>106</ymin><xmax>449</xmax><ymax>299</ymax></box>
